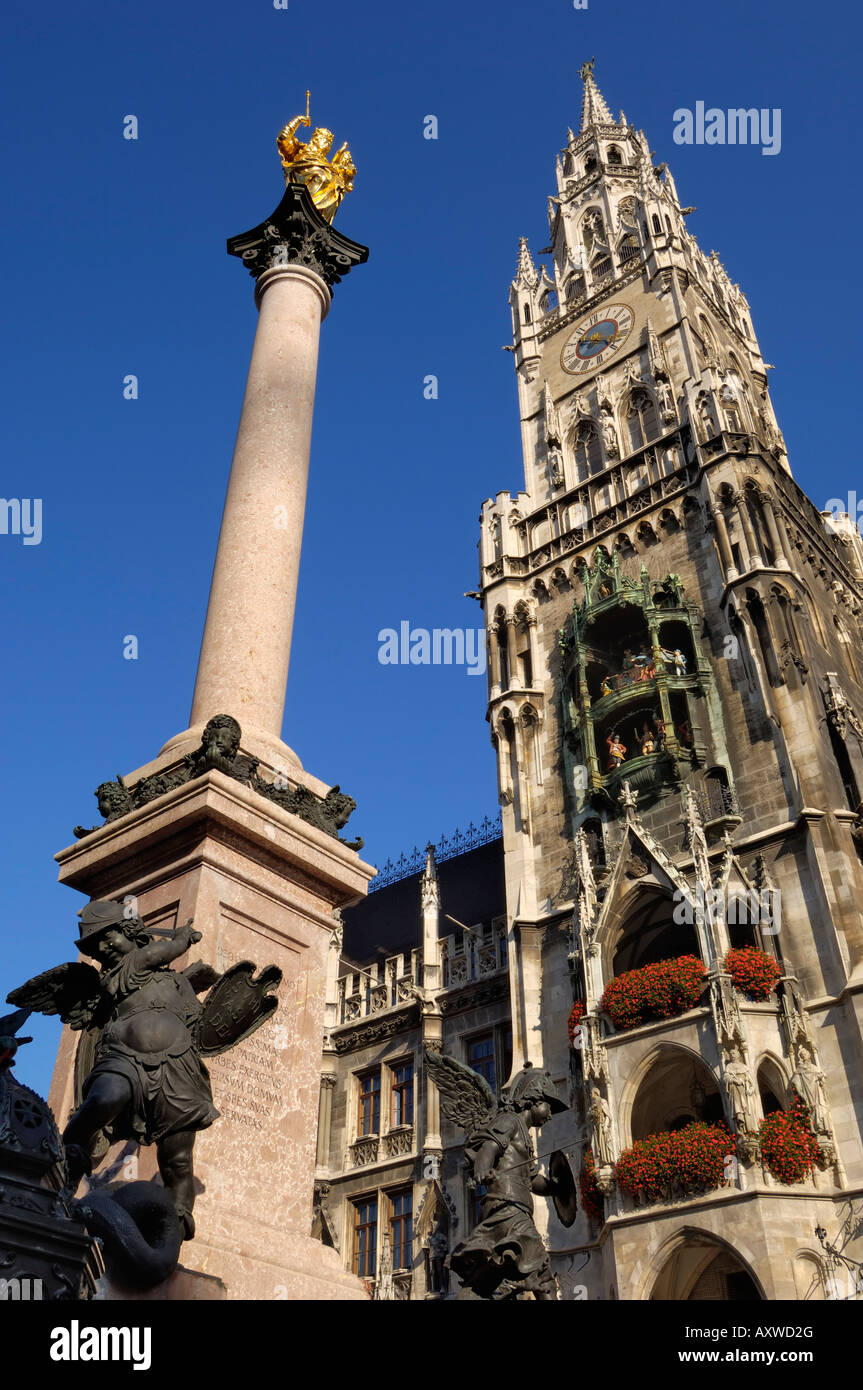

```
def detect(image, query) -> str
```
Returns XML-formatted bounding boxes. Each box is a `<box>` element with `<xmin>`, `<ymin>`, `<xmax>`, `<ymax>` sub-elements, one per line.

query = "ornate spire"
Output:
<box><xmin>421</xmin><ymin>842</ymin><xmax>440</xmax><ymax>910</ymax></box>
<box><xmin>579</xmin><ymin>58</ymin><xmax>614</xmax><ymax>132</ymax></box>
<box><xmin>513</xmin><ymin>236</ymin><xmax>540</xmax><ymax>290</ymax></box>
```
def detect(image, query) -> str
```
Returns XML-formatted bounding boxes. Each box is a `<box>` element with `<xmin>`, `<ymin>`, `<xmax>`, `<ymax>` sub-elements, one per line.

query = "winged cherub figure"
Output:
<box><xmin>424</xmin><ymin>1048</ymin><xmax>568</xmax><ymax>1300</ymax></box>
<box><xmin>7</xmin><ymin>899</ymin><xmax>281</xmax><ymax>1242</ymax></box>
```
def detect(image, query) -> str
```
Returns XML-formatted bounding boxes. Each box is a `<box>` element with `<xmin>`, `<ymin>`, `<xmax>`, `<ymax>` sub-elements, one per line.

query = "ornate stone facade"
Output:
<box><xmin>478</xmin><ymin>63</ymin><xmax>863</xmax><ymax>1301</ymax></box>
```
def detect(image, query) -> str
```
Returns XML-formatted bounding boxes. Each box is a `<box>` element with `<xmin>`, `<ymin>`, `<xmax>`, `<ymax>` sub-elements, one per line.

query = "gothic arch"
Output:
<box><xmin>572</xmin><ymin>418</ymin><xmax>602</xmax><ymax>479</ymax></box>
<box><xmin>621</xmin><ymin>387</ymin><xmax>660</xmax><ymax>454</ymax></box>
<box><xmin>754</xmin><ymin>1053</ymin><xmax>789</xmax><ymax>1118</ymax></box>
<box><xmin>620</xmin><ymin>1043</ymin><xmax>722</xmax><ymax>1148</ymax></box>
<box><xmin>601</xmin><ymin>884</ymin><xmax>700</xmax><ymax>981</ymax></box>
<box><xmin>642</xmin><ymin>1228</ymin><xmax>766</xmax><ymax>1302</ymax></box>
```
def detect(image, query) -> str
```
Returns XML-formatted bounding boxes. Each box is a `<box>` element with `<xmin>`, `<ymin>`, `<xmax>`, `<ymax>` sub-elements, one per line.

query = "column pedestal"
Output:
<box><xmin>49</xmin><ymin>771</ymin><xmax>375</xmax><ymax>1300</ymax></box>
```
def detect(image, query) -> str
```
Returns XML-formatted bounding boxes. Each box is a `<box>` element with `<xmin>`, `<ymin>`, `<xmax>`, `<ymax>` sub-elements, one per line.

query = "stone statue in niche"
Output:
<box><xmin>7</xmin><ymin>898</ymin><xmax>281</xmax><ymax>1279</ymax></box>
<box><xmin>588</xmin><ymin>1085</ymin><xmax>614</xmax><ymax>1167</ymax></box>
<box><xmin>423</xmin><ymin>1049</ymin><xmax>570</xmax><ymax>1300</ymax></box>
<box><xmin>790</xmin><ymin>1041</ymin><xmax>830</xmax><ymax>1136</ymax></box>
<box><xmin>723</xmin><ymin>1045</ymin><xmax>757</xmax><ymax>1134</ymax></box>
<box><xmin>600</xmin><ymin>411</ymin><xmax>619</xmax><ymax>458</ymax></box>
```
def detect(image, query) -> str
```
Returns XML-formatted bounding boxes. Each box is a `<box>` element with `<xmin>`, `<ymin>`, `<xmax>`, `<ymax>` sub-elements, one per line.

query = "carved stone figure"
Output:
<box><xmin>723</xmin><ymin>1046</ymin><xmax>757</xmax><ymax>1133</ymax></box>
<box><xmin>424</xmin><ymin>1050</ymin><xmax>568</xmax><ymax>1300</ymax></box>
<box><xmin>588</xmin><ymin>1086</ymin><xmax>614</xmax><ymax>1167</ymax></box>
<box><xmin>791</xmin><ymin>1043</ymin><xmax>830</xmax><ymax>1135</ymax></box>
<box><xmin>548</xmin><ymin>449</ymin><xmax>565</xmax><ymax>488</ymax></box>
<box><xmin>7</xmin><ymin>899</ymin><xmax>281</xmax><ymax>1258</ymax></box>
<box><xmin>656</xmin><ymin>377</ymin><xmax>675</xmax><ymax>421</ymax></box>
<box><xmin>600</xmin><ymin>411</ymin><xmax>619</xmax><ymax>458</ymax></box>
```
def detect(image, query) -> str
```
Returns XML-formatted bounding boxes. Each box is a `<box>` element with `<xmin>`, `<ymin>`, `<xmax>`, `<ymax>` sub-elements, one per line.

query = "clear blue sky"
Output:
<box><xmin>3</xmin><ymin>0</ymin><xmax>860</xmax><ymax>1093</ymax></box>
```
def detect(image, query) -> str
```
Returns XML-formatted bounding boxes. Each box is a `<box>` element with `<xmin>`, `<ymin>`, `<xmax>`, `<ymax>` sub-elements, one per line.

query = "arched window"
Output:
<box><xmin>625</xmin><ymin>390</ymin><xmax>659</xmax><ymax>453</ymax></box>
<box><xmin>607</xmin><ymin>145</ymin><xmax>622</xmax><ymax>165</ymax></box>
<box><xmin>746</xmin><ymin>488</ymin><xmax>775</xmax><ymax>564</ymax></box>
<box><xmin>651</xmin><ymin>213</ymin><xmax>662</xmax><ymax>235</ymax></box>
<box><xmin>563</xmin><ymin>152</ymin><xmax>574</xmax><ymax>176</ymax></box>
<box><xmin>746</xmin><ymin>589</ymin><xmax>782</xmax><ymax>687</ymax></box>
<box><xmin>582</xmin><ymin>209</ymin><xmax>610</xmax><ymax>278</ymax></box>
<box><xmin>618</xmin><ymin>233</ymin><xmax>640</xmax><ymax>265</ymax></box>
<box><xmin>611</xmin><ymin>893</ymin><xmax>700</xmax><ymax>976</ymax></box>
<box><xmin>574</xmin><ymin>422</ymin><xmax>602</xmax><ymax>479</ymax></box>
<box><xmin>565</xmin><ymin>273</ymin><xmax>586</xmax><ymax>302</ymax></box>
<box><xmin>585</xmin><ymin>153</ymin><xmax>598</xmax><ymax>175</ymax></box>
<box><xmin>523</xmin><ymin>303</ymin><xmax>531</xmax><ymax>324</ymax></box>
<box><xmin>757</xmin><ymin>1060</ymin><xmax>788</xmax><ymax>1118</ymax></box>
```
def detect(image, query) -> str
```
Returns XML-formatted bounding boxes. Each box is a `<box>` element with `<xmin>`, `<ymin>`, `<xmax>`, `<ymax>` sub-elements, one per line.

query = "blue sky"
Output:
<box><xmin>3</xmin><ymin>0</ymin><xmax>860</xmax><ymax>1093</ymax></box>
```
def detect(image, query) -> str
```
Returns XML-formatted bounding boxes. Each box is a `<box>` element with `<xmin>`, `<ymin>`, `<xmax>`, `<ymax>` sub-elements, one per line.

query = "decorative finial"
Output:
<box><xmin>579</xmin><ymin>57</ymin><xmax>595</xmax><ymax>80</ymax></box>
<box><xmin>276</xmin><ymin>93</ymin><xmax>356</xmax><ymax>224</ymax></box>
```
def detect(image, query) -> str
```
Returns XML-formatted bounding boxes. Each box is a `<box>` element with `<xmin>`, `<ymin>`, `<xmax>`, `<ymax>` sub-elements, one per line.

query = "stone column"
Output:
<box><xmin>709</xmin><ymin>505</ymin><xmax>737</xmax><ymax>580</ymax></box>
<box><xmin>737</xmin><ymin>497</ymin><xmax>762</xmax><ymax>568</ymax></box>
<box><xmin>316</xmin><ymin>1073</ymin><xmax>337</xmax><ymax>1169</ymax></box>
<box><xmin>159</xmin><ymin>181</ymin><xmax>368</xmax><ymax>773</ymax></box>
<box><xmin>762</xmin><ymin>497</ymin><xmax>788</xmax><ymax>568</ymax></box>
<box><xmin>506</xmin><ymin>618</ymin><xmax>520</xmax><ymax>691</ymax></box>
<box><xmin>190</xmin><ymin>264</ymin><xmax>330</xmax><ymax>749</ymax></box>
<box><xmin>487</xmin><ymin>625</ymin><xmax>502</xmax><ymax>693</ymax></box>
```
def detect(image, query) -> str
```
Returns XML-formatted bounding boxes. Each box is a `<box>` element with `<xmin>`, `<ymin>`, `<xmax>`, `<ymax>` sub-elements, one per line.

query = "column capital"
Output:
<box><xmin>227</xmin><ymin>181</ymin><xmax>368</xmax><ymax>297</ymax></box>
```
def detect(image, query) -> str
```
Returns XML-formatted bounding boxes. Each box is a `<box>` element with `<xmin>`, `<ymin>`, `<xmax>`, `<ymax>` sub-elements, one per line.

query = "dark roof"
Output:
<box><xmin>342</xmin><ymin>838</ymin><xmax>505</xmax><ymax>965</ymax></box>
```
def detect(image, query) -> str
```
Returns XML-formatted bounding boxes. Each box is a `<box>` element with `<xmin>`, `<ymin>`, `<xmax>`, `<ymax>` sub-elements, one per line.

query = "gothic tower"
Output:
<box><xmin>479</xmin><ymin>60</ymin><xmax>863</xmax><ymax>1300</ymax></box>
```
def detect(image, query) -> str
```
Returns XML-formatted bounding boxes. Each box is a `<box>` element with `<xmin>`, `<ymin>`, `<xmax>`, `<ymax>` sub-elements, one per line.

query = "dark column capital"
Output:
<box><xmin>227</xmin><ymin>182</ymin><xmax>369</xmax><ymax>292</ymax></box>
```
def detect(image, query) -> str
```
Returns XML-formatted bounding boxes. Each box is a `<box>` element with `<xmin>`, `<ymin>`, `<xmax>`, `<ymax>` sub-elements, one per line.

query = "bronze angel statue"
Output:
<box><xmin>7</xmin><ymin>899</ymin><xmax>281</xmax><ymax>1245</ymax></box>
<box><xmin>424</xmin><ymin>1048</ymin><xmax>574</xmax><ymax>1300</ymax></box>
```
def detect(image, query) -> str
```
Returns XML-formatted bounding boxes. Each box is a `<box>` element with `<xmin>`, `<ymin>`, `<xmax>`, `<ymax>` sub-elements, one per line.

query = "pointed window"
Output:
<box><xmin>566</xmin><ymin>273</ymin><xmax>586</xmax><ymax>302</ymax></box>
<box><xmin>607</xmin><ymin>146</ymin><xmax>622</xmax><ymax>165</ymax></box>
<box><xmin>574</xmin><ymin>422</ymin><xmax>602</xmax><ymax>479</ymax></box>
<box><xmin>618</xmin><ymin>233</ymin><xmax>640</xmax><ymax>265</ymax></box>
<box><xmin>523</xmin><ymin>303</ymin><xmax>531</xmax><ymax>324</ymax></box>
<box><xmin>626</xmin><ymin>390</ymin><xmax>659</xmax><ymax>453</ymax></box>
<box><xmin>651</xmin><ymin>213</ymin><xmax>662</xmax><ymax>235</ymax></box>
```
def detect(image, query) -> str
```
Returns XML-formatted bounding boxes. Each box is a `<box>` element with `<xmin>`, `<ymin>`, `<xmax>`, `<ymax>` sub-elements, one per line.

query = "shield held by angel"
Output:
<box><xmin>424</xmin><ymin>1046</ymin><xmax>574</xmax><ymax>1301</ymax></box>
<box><xmin>7</xmin><ymin>898</ymin><xmax>281</xmax><ymax>1242</ymax></box>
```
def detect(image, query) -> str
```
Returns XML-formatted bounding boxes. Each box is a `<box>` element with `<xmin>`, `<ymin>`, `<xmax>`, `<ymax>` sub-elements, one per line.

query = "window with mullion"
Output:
<box><xmin>468</xmin><ymin>1033</ymin><xmax>496</xmax><ymax>1091</ymax></box>
<box><xmin>391</xmin><ymin>1061</ymin><xmax>414</xmax><ymax>1128</ymax></box>
<box><xmin>357</xmin><ymin>1070</ymin><xmax>381</xmax><ymax>1137</ymax></box>
<box><xmin>389</xmin><ymin>1189</ymin><xmax>413</xmax><ymax>1270</ymax></box>
<box><xmin>353</xmin><ymin>1197</ymin><xmax>378</xmax><ymax>1278</ymax></box>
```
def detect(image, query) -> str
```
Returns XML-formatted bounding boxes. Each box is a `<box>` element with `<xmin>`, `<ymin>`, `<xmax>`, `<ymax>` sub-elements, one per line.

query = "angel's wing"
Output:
<box><xmin>424</xmin><ymin>1045</ymin><xmax>497</xmax><ymax>1134</ymax></box>
<box><xmin>6</xmin><ymin>962</ymin><xmax>104</xmax><ymax>1031</ymax></box>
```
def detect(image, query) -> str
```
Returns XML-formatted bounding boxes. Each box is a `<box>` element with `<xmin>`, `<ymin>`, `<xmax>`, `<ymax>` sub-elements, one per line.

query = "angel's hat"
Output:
<box><xmin>75</xmin><ymin>899</ymin><xmax>126</xmax><ymax>950</ymax></box>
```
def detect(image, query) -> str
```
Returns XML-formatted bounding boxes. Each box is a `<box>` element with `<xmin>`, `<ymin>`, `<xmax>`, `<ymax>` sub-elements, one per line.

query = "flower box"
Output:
<box><xmin>600</xmin><ymin>955</ymin><xmax>705</xmax><ymax>1032</ymax></box>
<box><xmin>758</xmin><ymin>1101</ymin><xmax>823</xmax><ymax>1184</ymax></box>
<box><xmin>615</xmin><ymin>1122</ymin><xmax>735</xmax><ymax>1204</ymax></box>
<box><xmin>724</xmin><ymin>946</ymin><xmax>780</xmax><ymax>1001</ymax></box>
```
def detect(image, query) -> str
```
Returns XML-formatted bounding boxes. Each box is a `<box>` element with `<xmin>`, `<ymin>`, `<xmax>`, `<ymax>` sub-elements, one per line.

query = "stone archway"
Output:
<box><xmin>649</xmin><ymin>1232</ymin><xmax>765</xmax><ymax>1301</ymax></box>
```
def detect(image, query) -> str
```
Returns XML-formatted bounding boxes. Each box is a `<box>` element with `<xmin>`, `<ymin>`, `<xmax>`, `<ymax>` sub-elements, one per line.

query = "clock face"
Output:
<box><xmin>561</xmin><ymin>303</ymin><xmax>635</xmax><ymax>375</ymax></box>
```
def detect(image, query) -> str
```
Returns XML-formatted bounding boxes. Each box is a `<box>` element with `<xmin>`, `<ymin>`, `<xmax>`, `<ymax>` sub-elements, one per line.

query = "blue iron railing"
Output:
<box><xmin>368</xmin><ymin>814</ymin><xmax>503</xmax><ymax>892</ymax></box>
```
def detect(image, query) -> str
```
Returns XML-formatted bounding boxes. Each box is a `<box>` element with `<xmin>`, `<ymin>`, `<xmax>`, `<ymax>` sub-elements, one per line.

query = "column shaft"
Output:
<box><xmin>190</xmin><ymin>265</ymin><xmax>331</xmax><ymax>738</ymax></box>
